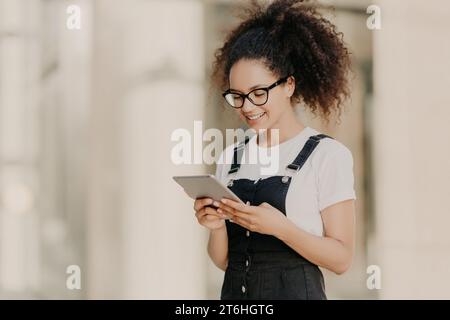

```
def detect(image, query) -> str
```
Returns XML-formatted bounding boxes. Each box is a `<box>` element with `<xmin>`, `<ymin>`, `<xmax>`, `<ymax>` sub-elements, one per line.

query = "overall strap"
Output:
<box><xmin>227</xmin><ymin>136</ymin><xmax>251</xmax><ymax>175</ymax></box>
<box><xmin>286</xmin><ymin>134</ymin><xmax>333</xmax><ymax>173</ymax></box>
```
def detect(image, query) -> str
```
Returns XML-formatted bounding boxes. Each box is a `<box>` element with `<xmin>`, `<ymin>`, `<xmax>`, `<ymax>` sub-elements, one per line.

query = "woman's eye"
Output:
<box><xmin>252</xmin><ymin>89</ymin><xmax>266</xmax><ymax>96</ymax></box>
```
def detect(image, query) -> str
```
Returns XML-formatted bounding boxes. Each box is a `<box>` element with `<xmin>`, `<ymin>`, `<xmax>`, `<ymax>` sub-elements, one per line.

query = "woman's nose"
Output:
<box><xmin>241</xmin><ymin>97</ymin><xmax>256</xmax><ymax>112</ymax></box>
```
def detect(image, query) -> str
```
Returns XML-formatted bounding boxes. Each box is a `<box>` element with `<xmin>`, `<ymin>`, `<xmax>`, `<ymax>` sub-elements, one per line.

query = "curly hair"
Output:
<box><xmin>211</xmin><ymin>0</ymin><xmax>351</xmax><ymax>122</ymax></box>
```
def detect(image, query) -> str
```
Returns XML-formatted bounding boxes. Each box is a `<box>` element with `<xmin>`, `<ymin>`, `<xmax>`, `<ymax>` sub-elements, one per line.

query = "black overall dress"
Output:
<box><xmin>220</xmin><ymin>133</ymin><xmax>332</xmax><ymax>300</ymax></box>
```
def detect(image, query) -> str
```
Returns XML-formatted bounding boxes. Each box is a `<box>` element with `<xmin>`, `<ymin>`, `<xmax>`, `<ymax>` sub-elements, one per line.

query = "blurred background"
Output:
<box><xmin>0</xmin><ymin>0</ymin><xmax>449</xmax><ymax>299</ymax></box>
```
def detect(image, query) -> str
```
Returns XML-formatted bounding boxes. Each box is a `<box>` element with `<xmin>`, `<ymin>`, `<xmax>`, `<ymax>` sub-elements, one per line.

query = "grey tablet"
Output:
<box><xmin>173</xmin><ymin>174</ymin><xmax>243</xmax><ymax>204</ymax></box>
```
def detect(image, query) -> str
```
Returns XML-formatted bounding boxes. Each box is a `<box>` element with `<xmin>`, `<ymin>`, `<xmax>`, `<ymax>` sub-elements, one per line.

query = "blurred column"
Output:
<box><xmin>88</xmin><ymin>0</ymin><xmax>207</xmax><ymax>298</ymax></box>
<box><xmin>373</xmin><ymin>0</ymin><xmax>450</xmax><ymax>298</ymax></box>
<box><xmin>1</xmin><ymin>0</ymin><xmax>92</xmax><ymax>298</ymax></box>
<box><xmin>0</xmin><ymin>0</ymin><xmax>40</xmax><ymax>297</ymax></box>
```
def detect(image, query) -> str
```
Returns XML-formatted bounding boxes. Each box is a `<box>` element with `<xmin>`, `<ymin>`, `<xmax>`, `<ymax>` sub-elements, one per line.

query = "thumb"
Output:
<box><xmin>260</xmin><ymin>202</ymin><xmax>272</xmax><ymax>208</ymax></box>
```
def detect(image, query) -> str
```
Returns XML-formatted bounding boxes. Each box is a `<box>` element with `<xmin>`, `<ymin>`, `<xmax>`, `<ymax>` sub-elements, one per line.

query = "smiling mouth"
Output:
<box><xmin>245</xmin><ymin>112</ymin><xmax>266</xmax><ymax>121</ymax></box>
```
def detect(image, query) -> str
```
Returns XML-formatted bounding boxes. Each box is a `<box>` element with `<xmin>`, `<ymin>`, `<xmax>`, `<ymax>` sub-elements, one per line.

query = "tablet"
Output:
<box><xmin>173</xmin><ymin>174</ymin><xmax>243</xmax><ymax>204</ymax></box>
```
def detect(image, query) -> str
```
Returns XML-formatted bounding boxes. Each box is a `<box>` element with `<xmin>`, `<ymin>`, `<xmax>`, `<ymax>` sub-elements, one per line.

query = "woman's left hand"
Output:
<box><xmin>217</xmin><ymin>198</ymin><xmax>289</xmax><ymax>237</ymax></box>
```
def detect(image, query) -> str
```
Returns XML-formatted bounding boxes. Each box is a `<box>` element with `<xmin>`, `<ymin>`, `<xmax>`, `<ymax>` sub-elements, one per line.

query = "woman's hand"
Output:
<box><xmin>217</xmin><ymin>199</ymin><xmax>288</xmax><ymax>237</ymax></box>
<box><xmin>194</xmin><ymin>198</ymin><xmax>230</xmax><ymax>231</ymax></box>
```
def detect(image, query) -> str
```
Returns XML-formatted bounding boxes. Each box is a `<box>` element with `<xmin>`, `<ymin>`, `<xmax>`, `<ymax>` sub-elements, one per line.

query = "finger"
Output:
<box><xmin>221</xmin><ymin>198</ymin><xmax>255</xmax><ymax>213</ymax></box>
<box><xmin>199</xmin><ymin>214</ymin><xmax>214</xmax><ymax>225</ymax></box>
<box><xmin>259</xmin><ymin>202</ymin><xmax>273</xmax><ymax>208</ymax></box>
<box><xmin>204</xmin><ymin>214</ymin><xmax>220</xmax><ymax>221</ymax></box>
<box><xmin>216</xmin><ymin>207</ymin><xmax>234</xmax><ymax>219</ymax></box>
<box><xmin>217</xmin><ymin>203</ymin><xmax>244</xmax><ymax>220</ymax></box>
<box><xmin>204</xmin><ymin>206</ymin><xmax>223</xmax><ymax>218</ymax></box>
<box><xmin>217</xmin><ymin>203</ymin><xmax>235</xmax><ymax>215</ymax></box>
<box><xmin>217</xmin><ymin>201</ymin><xmax>247</xmax><ymax>215</ymax></box>
<box><xmin>218</xmin><ymin>202</ymin><xmax>249</xmax><ymax>216</ymax></box>
<box><xmin>194</xmin><ymin>198</ymin><xmax>213</xmax><ymax>211</ymax></box>
<box><xmin>198</xmin><ymin>206</ymin><xmax>228</xmax><ymax>220</ymax></box>
<box><xmin>215</xmin><ymin>204</ymin><xmax>234</xmax><ymax>219</ymax></box>
<box><xmin>230</xmin><ymin>210</ymin><xmax>253</xmax><ymax>222</ymax></box>
<box><xmin>231</xmin><ymin>216</ymin><xmax>252</xmax><ymax>230</ymax></box>
<box><xmin>196</xmin><ymin>207</ymin><xmax>220</xmax><ymax>219</ymax></box>
<box><xmin>229</xmin><ymin>211</ymin><xmax>253</xmax><ymax>227</ymax></box>
<box><xmin>218</xmin><ymin>202</ymin><xmax>253</xmax><ymax>222</ymax></box>
<box><xmin>219</xmin><ymin>202</ymin><xmax>254</xmax><ymax>224</ymax></box>
<box><xmin>195</xmin><ymin>208</ymin><xmax>207</xmax><ymax>219</ymax></box>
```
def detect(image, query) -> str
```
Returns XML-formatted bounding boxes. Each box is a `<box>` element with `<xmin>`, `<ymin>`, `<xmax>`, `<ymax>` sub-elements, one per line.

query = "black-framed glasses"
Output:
<box><xmin>222</xmin><ymin>76</ymin><xmax>290</xmax><ymax>109</ymax></box>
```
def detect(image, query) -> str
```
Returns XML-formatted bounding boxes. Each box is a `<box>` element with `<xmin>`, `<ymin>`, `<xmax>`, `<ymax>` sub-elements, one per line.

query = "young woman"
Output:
<box><xmin>194</xmin><ymin>0</ymin><xmax>356</xmax><ymax>300</ymax></box>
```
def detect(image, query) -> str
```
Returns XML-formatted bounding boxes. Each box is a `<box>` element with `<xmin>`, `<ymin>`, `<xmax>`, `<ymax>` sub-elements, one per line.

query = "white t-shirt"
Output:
<box><xmin>215</xmin><ymin>126</ymin><xmax>356</xmax><ymax>237</ymax></box>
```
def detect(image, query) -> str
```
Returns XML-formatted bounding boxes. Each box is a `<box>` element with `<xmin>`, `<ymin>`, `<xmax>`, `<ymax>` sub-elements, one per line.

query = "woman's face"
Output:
<box><xmin>228</xmin><ymin>59</ymin><xmax>295</xmax><ymax>131</ymax></box>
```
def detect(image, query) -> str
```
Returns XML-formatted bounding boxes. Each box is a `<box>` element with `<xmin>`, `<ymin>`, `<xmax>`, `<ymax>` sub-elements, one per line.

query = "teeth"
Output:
<box><xmin>246</xmin><ymin>112</ymin><xmax>265</xmax><ymax>120</ymax></box>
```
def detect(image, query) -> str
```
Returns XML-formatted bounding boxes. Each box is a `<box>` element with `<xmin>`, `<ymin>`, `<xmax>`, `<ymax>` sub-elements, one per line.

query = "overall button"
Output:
<box><xmin>245</xmin><ymin>260</ymin><xmax>249</xmax><ymax>267</ymax></box>
<box><xmin>246</xmin><ymin>230</ymin><xmax>250</xmax><ymax>237</ymax></box>
<box><xmin>282</xmin><ymin>176</ymin><xmax>290</xmax><ymax>183</ymax></box>
<box><xmin>227</xmin><ymin>180</ymin><xmax>234</xmax><ymax>187</ymax></box>
<box><xmin>241</xmin><ymin>285</ymin><xmax>246</xmax><ymax>293</ymax></box>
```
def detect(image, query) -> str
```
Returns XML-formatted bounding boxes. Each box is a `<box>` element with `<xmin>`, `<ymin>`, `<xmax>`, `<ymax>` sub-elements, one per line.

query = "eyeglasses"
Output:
<box><xmin>222</xmin><ymin>76</ymin><xmax>290</xmax><ymax>109</ymax></box>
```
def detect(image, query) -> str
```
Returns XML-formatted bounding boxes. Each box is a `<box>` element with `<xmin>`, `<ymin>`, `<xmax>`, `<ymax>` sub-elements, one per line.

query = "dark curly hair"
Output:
<box><xmin>211</xmin><ymin>0</ymin><xmax>351</xmax><ymax>122</ymax></box>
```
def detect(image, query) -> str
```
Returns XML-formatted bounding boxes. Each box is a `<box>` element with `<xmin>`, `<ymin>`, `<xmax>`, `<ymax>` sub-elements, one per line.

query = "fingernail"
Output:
<box><xmin>221</xmin><ymin>199</ymin><xmax>227</xmax><ymax>204</ymax></box>
<box><xmin>217</xmin><ymin>208</ymin><xmax>222</xmax><ymax>214</ymax></box>
<box><xmin>213</xmin><ymin>201</ymin><xmax>220</xmax><ymax>207</ymax></box>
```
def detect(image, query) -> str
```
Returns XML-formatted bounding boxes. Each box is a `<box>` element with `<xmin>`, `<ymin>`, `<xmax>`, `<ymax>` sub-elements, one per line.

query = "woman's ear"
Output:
<box><xmin>285</xmin><ymin>76</ymin><xmax>296</xmax><ymax>98</ymax></box>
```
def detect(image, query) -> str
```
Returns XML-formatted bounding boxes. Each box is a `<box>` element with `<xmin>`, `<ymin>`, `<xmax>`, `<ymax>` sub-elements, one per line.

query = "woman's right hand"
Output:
<box><xmin>194</xmin><ymin>198</ymin><xmax>228</xmax><ymax>231</ymax></box>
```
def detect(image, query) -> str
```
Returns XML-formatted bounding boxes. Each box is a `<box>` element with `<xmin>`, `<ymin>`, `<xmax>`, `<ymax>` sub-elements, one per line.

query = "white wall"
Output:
<box><xmin>373</xmin><ymin>0</ymin><xmax>450</xmax><ymax>299</ymax></box>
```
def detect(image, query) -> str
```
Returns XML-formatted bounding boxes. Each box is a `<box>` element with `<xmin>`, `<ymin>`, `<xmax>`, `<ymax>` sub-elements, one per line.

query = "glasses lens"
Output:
<box><xmin>224</xmin><ymin>93</ymin><xmax>244</xmax><ymax>108</ymax></box>
<box><xmin>248</xmin><ymin>89</ymin><xmax>268</xmax><ymax>105</ymax></box>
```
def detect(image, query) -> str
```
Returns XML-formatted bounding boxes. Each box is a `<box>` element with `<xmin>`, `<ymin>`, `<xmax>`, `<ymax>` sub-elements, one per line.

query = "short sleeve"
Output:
<box><xmin>315</xmin><ymin>144</ymin><xmax>356</xmax><ymax>212</ymax></box>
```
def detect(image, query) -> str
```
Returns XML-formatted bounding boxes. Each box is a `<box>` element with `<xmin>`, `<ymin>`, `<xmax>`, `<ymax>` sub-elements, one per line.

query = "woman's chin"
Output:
<box><xmin>245</xmin><ymin>113</ymin><xmax>269</xmax><ymax>130</ymax></box>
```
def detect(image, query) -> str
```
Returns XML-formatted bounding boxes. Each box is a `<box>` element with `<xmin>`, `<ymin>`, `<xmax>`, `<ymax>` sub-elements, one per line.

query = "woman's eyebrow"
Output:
<box><xmin>229</xmin><ymin>83</ymin><xmax>267</xmax><ymax>93</ymax></box>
